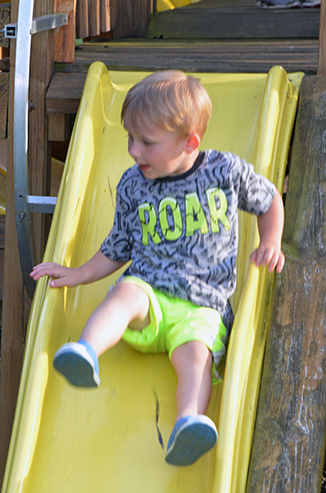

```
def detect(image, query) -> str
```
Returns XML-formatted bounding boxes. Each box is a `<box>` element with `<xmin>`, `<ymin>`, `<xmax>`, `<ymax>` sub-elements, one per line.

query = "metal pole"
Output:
<box><xmin>8</xmin><ymin>3</ymin><xmax>67</xmax><ymax>298</ymax></box>
<box><xmin>13</xmin><ymin>0</ymin><xmax>36</xmax><ymax>298</ymax></box>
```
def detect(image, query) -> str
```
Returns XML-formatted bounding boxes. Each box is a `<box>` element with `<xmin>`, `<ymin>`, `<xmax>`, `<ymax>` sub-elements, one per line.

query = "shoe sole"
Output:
<box><xmin>256</xmin><ymin>1</ymin><xmax>300</xmax><ymax>7</ymax></box>
<box><xmin>257</xmin><ymin>1</ymin><xmax>319</xmax><ymax>6</ymax></box>
<box><xmin>165</xmin><ymin>416</ymin><xmax>217</xmax><ymax>466</ymax></box>
<box><xmin>53</xmin><ymin>344</ymin><xmax>100</xmax><ymax>388</ymax></box>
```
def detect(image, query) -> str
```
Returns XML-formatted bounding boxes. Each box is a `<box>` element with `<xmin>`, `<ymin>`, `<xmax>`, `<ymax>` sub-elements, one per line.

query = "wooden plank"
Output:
<box><xmin>48</xmin><ymin>112</ymin><xmax>75</xmax><ymax>141</ymax></box>
<box><xmin>47</xmin><ymin>71</ymin><xmax>86</xmax><ymax>113</ymax></box>
<box><xmin>133</xmin><ymin>0</ymin><xmax>153</xmax><ymax>37</ymax></box>
<box><xmin>147</xmin><ymin>6</ymin><xmax>320</xmax><ymax>39</ymax></box>
<box><xmin>54</xmin><ymin>0</ymin><xmax>77</xmax><ymax>63</ymax></box>
<box><xmin>100</xmin><ymin>0</ymin><xmax>111</xmax><ymax>34</ymax></box>
<box><xmin>110</xmin><ymin>0</ymin><xmax>119</xmax><ymax>34</ymax></box>
<box><xmin>30</xmin><ymin>0</ymin><xmax>56</xmax><ymax>264</ymax></box>
<box><xmin>0</xmin><ymin>55</ymin><xmax>9</xmax><ymax>71</ymax></box>
<box><xmin>0</xmin><ymin>138</ymin><xmax>7</xmax><ymax>173</ymax></box>
<box><xmin>114</xmin><ymin>0</ymin><xmax>134</xmax><ymax>38</ymax></box>
<box><xmin>110</xmin><ymin>0</ymin><xmax>152</xmax><ymax>38</ymax></box>
<box><xmin>0</xmin><ymin>248</ymin><xmax>4</xmax><ymax>298</ymax></box>
<box><xmin>89</xmin><ymin>0</ymin><xmax>100</xmax><ymax>37</ymax></box>
<box><xmin>0</xmin><ymin>72</ymin><xmax>8</xmax><ymax>139</ymax></box>
<box><xmin>247</xmin><ymin>75</ymin><xmax>326</xmax><ymax>493</ymax></box>
<box><xmin>47</xmin><ymin>39</ymin><xmax>318</xmax><ymax>116</ymax></box>
<box><xmin>0</xmin><ymin>215</ymin><xmax>5</xmax><ymax>249</ymax></box>
<box><xmin>0</xmin><ymin>4</ymin><xmax>10</xmax><ymax>49</ymax></box>
<box><xmin>76</xmin><ymin>0</ymin><xmax>89</xmax><ymax>39</ymax></box>
<box><xmin>75</xmin><ymin>0</ymin><xmax>113</xmax><ymax>39</ymax></box>
<box><xmin>0</xmin><ymin>216</ymin><xmax>5</xmax><ymax>301</ymax></box>
<box><xmin>318</xmin><ymin>0</ymin><xmax>326</xmax><ymax>74</ymax></box>
<box><xmin>56</xmin><ymin>39</ymin><xmax>319</xmax><ymax>74</ymax></box>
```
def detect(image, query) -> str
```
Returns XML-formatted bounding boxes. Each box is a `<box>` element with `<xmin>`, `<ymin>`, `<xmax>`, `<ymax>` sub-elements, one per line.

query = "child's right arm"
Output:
<box><xmin>30</xmin><ymin>250</ymin><xmax>127</xmax><ymax>288</ymax></box>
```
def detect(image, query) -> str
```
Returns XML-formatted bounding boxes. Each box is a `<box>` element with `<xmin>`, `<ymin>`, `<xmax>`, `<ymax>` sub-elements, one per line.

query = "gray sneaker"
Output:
<box><xmin>301</xmin><ymin>0</ymin><xmax>320</xmax><ymax>6</ymax></box>
<box><xmin>256</xmin><ymin>0</ymin><xmax>300</xmax><ymax>7</ymax></box>
<box><xmin>256</xmin><ymin>0</ymin><xmax>320</xmax><ymax>5</ymax></box>
<box><xmin>53</xmin><ymin>341</ymin><xmax>100</xmax><ymax>388</ymax></box>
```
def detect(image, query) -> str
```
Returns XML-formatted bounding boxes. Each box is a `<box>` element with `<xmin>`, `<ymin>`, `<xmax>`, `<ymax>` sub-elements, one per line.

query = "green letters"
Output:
<box><xmin>138</xmin><ymin>203</ymin><xmax>161</xmax><ymax>246</ymax></box>
<box><xmin>138</xmin><ymin>188</ymin><xmax>230</xmax><ymax>245</ymax></box>
<box><xmin>185</xmin><ymin>192</ymin><xmax>209</xmax><ymax>236</ymax></box>
<box><xmin>206</xmin><ymin>187</ymin><xmax>231</xmax><ymax>232</ymax></box>
<box><xmin>159</xmin><ymin>197</ymin><xmax>183</xmax><ymax>241</ymax></box>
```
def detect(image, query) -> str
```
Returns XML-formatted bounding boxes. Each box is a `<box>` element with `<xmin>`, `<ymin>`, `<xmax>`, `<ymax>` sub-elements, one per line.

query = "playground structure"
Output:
<box><xmin>0</xmin><ymin>0</ymin><xmax>326</xmax><ymax>492</ymax></box>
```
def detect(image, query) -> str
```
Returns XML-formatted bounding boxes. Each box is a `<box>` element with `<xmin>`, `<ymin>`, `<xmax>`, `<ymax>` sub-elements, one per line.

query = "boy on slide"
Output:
<box><xmin>31</xmin><ymin>70</ymin><xmax>285</xmax><ymax>466</ymax></box>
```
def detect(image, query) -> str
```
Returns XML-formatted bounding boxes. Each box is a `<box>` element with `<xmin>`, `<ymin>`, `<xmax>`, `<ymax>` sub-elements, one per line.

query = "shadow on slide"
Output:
<box><xmin>2</xmin><ymin>63</ymin><xmax>303</xmax><ymax>493</ymax></box>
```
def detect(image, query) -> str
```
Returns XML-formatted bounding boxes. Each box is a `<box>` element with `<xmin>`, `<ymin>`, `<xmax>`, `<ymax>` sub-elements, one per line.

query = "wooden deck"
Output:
<box><xmin>47</xmin><ymin>0</ymin><xmax>321</xmax><ymax>119</ymax></box>
<box><xmin>47</xmin><ymin>38</ymin><xmax>319</xmax><ymax>117</ymax></box>
<box><xmin>148</xmin><ymin>0</ymin><xmax>320</xmax><ymax>39</ymax></box>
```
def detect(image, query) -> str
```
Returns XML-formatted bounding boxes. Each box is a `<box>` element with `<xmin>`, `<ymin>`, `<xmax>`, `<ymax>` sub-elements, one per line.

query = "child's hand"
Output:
<box><xmin>253</xmin><ymin>190</ymin><xmax>285</xmax><ymax>274</ymax></box>
<box><xmin>31</xmin><ymin>251</ymin><xmax>126</xmax><ymax>289</ymax></box>
<box><xmin>30</xmin><ymin>262</ymin><xmax>81</xmax><ymax>288</ymax></box>
<box><xmin>250</xmin><ymin>241</ymin><xmax>285</xmax><ymax>274</ymax></box>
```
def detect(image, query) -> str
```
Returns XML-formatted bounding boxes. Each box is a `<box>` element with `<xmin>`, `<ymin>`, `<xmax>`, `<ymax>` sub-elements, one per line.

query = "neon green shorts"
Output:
<box><xmin>120</xmin><ymin>276</ymin><xmax>227</xmax><ymax>384</ymax></box>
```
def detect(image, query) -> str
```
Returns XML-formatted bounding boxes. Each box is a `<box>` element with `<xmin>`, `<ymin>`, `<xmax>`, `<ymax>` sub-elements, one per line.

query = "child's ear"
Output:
<box><xmin>184</xmin><ymin>132</ymin><xmax>201</xmax><ymax>153</ymax></box>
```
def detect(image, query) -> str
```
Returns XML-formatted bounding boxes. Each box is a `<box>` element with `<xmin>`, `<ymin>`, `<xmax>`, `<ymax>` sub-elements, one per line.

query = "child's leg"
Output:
<box><xmin>165</xmin><ymin>341</ymin><xmax>217</xmax><ymax>466</ymax></box>
<box><xmin>171</xmin><ymin>341</ymin><xmax>212</xmax><ymax>422</ymax></box>
<box><xmin>80</xmin><ymin>281</ymin><xmax>150</xmax><ymax>357</ymax></box>
<box><xmin>53</xmin><ymin>282</ymin><xmax>150</xmax><ymax>387</ymax></box>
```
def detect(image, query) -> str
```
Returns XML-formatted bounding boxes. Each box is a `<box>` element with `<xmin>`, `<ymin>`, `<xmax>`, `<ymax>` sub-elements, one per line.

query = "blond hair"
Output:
<box><xmin>121</xmin><ymin>70</ymin><xmax>212</xmax><ymax>139</ymax></box>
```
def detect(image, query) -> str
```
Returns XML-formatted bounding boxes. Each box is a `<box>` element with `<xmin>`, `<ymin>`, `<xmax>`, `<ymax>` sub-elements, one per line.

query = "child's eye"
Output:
<box><xmin>143</xmin><ymin>140</ymin><xmax>153</xmax><ymax>146</ymax></box>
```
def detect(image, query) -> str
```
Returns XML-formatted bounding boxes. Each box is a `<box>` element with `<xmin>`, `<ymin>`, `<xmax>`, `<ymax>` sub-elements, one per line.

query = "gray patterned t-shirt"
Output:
<box><xmin>101</xmin><ymin>149</ymin><xmax>276</xmax><ymax>330</ymax></box>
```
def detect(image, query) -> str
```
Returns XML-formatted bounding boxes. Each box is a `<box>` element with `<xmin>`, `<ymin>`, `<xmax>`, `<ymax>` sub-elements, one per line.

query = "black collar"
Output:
<box><xmin>155</xmin><ymin>151</ymin><xmax>205</xmax><ymax>183</ymax></box>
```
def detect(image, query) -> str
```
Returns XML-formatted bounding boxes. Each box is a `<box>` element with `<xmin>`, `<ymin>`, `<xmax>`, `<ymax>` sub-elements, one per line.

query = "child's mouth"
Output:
<box><xmin>139</xmin><ymin>164</ymin><xmax>150</xmax><ymax>171</ymax></box>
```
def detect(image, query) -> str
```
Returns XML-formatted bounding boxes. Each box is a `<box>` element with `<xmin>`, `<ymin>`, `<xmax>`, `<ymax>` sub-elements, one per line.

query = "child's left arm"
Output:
<box><xmin>250</xmin><ymin>189</ymin><xmax>285</xmax><ymax>274</ymax></box>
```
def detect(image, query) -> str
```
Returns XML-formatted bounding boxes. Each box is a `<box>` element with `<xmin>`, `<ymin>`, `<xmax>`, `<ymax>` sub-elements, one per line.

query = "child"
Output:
<box><xmin>30</xmin><ymin>70</ymin><xmax>285</xmax><ymax>467</ymax></box>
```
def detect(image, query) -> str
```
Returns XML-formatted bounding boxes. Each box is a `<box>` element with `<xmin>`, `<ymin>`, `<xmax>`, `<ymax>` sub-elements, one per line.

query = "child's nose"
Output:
<box><xmin>129</xmin><ymin>140</ymin><xmax>142</xmax><ymax>159</ymax></box>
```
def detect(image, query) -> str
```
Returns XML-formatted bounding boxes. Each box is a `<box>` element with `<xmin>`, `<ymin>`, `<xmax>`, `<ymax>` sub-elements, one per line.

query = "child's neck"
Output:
<box><xmin>156</xmin><ymin>150</ymin><xmax>204</xmax><ymax>183</ymax></box>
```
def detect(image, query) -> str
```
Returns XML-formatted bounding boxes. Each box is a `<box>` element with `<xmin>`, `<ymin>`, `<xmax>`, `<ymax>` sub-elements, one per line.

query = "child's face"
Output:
<box><xmin>123</xmin><ymin>114</ymin><xmax>195</xmax><ymax>180</ymax></box>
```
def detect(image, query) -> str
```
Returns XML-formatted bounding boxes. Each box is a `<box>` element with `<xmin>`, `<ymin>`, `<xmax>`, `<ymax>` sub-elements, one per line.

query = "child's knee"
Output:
<box><xmin>110</xmin><ymin>281</ymin><xmax>147</xmax><ymax>305</ymax></box>
<box><xmin>113</xmin><ymin>281</ymin><xmax>150</xmax><ymax>330</ymax></box>
<box><xmin>171</xmin><ymin>341</ymin><xmax>211</xmax><ymax>371</ymax></box>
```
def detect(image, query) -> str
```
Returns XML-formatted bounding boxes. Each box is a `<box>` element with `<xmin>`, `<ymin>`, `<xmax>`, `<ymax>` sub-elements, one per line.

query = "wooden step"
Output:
<box><xmin>147</xmin><ymin>0</ymin><xmax>320</xmax><ymax>40</ymax></box>
<box><xmin>46</xmin><ymin>38</ymin><xmax>318</xmax><ymax>118</ymax></box>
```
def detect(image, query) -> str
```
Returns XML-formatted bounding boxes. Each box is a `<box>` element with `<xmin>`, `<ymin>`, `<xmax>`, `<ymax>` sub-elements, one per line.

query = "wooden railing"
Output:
<box><xmin>75</xmin><ymin>0</ymin><xmax>155</xmax><ymax>39</ymax></box>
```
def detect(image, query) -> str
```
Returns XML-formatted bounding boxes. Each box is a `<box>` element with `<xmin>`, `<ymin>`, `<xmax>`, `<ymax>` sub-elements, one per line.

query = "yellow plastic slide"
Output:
<box><xmin>157</xmin><ymin>0</ymin><xmax>201</xmax><ymax>12</ymax></box>
<box><xmin>2</xmin><ymin>63</ymin><xmax>303</xmax><ymax>493</ymax></box>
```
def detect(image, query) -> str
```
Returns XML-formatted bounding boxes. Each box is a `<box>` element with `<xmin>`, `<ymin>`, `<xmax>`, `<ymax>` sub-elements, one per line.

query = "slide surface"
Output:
<box><xmin>157</xmin><ymin>0</ymin><xmax>200</xmax><ymax>12</ymax></box>
<box><xmin>3</xmin><ymin>63</ymin><xmax>302</xmax><ymax>493</ymax></box>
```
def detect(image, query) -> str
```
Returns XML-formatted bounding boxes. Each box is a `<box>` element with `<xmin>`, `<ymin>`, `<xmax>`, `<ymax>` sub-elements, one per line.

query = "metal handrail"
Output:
<box><xmin>3</xmin><ymin>1</ymin><xmax>67</xmax><ymax>298</ymax></box>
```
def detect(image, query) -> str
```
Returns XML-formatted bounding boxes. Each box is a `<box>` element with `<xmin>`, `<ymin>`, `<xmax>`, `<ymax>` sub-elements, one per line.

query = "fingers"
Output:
<box><xmin>275</xmin><ymin>251</ymin><xmax>285</xmax><ymax>274</ymax></box>
<box><xmin>30</xmin><ymin>262</ymin><xmax>59</xmax><ymax>280</ymax></box>
<box><xmin>265</xmin><ymin>250</ymin><xmax>285</xmax><ymax>273</ymax></box>
<box><xmin>250</xmin><ymin>247</ymin><xmax>273</xmax><ymax>268</ymax></box>
<box><xmin>48</xmin><ymin>277</ymin><xmax>67</xmax><ymax>288</ymax></box>
<box><xmin>250</xmin><ymin>246</ymin><xmax>285</xmax><ymax>274</ymax></box>
<box><xmin>30</xmin><ymin>262</ymin><xmax>69</xmax><ymax>287</ymax></box>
